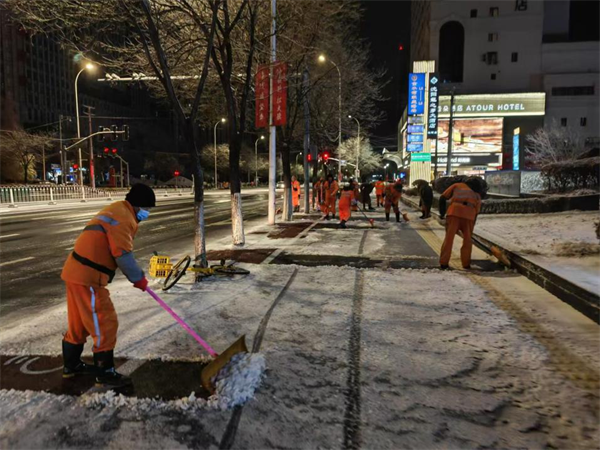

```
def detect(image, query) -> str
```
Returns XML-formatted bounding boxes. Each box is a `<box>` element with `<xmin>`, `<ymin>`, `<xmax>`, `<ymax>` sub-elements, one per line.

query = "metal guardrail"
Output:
<box><xmin>0</xmin><ymin>185</ymin><xmax>192</xmax><ymax>207</ymax></box>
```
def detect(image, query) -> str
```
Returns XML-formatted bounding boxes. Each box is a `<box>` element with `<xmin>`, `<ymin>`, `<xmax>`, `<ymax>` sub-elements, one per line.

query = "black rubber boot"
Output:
<box><xmin>385</xmin><ymin>213</ymin><xmax>390</xmax><ymax>221</ymax></box>
<box><xmin>62</xmin><ymin>340</ymin><xmax>96</xmax><ymax>378</ymax></box>
<box><xmin>339</xmin><ymin>220</ymin><xmax>347</xmax><ymax>229</ymax></box>
<box><xmin>396</xmin><ymin>212</ymin><xmax>401</xmax><ymax>222</ymax></box>
<box><xmin>94</xmin><ymin>351</ymin><xmax>132</xmax><ymax>388</ymax></box>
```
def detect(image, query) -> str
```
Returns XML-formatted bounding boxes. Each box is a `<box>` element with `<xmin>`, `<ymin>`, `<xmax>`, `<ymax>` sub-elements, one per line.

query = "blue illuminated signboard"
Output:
<box><xmin>513</xmin><ymin>128</ymin><xmax>520</xmax><ymax>170</ymax></box>
<box><xmin>427</xmin><ymin>74</ymin><xmax>439</xmax><ymax>138</ymax></box>
<box><xmin>408</xmin><ymin>73</ymin><xmax>425</xmax><ymax>116</ymax></box>
<box><xmin>407</xmin><ymin>125</ymin><xmax>424</xmax><ymax>133</ymax></box>
<box><xmin>407</xmin><ymin>143</ymin><xmax>424</xmax><ymax>153</ymax></box>
<box><xmin>407</xmin><ymin>134</ymin><xmax>423</xmax><ymax>143</ymax></box>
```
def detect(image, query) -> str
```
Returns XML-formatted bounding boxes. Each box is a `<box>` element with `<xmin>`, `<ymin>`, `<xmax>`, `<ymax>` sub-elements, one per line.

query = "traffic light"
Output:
<box><xmin>323</xmin><ymin>151</ymin><xmax>330</xmax><ymax>162</ymax></box>
<box><xmin>103</xmin><ymin>147</ymin><xmax>110</xmax><ymax>154</ymax></box>
<box><xmin>122</xmin><ymin>125</ymin><xmax>129</xmax><ymax>141</ymax></box>
<box><xmin>307</xmin><ymin>153</ymin><xmax>312</xmax><ymax>162</ymax></box>
<box><xmin>174</xmin><ymin>170</ymin><xmax>180</xmax><ymax>177</ymax></box>
<box><xmin>111</xmin><ymin>148</ymin><xmax>118</xmax><ymax>154</ymax></box>
<box><xmin>110</xmin><ymin>125</ymin><xmax>118</xmax><ymax>141</ymax></box>
<box><xmin>73</xmin><ymin>163</ymin><xmax>79</xmax><ymax>170</ymax></box>
<box><xmin>98</xmin><ymin>126</ymin><xmax>105</xmax><ymax>142</ymax></box>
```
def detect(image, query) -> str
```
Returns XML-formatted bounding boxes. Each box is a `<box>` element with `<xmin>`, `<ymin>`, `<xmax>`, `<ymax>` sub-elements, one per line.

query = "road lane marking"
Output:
<box><xmin>0</xmin><ymin>234</ymin><xmax>20</xmax><ymax>239</ymax></box>
<box><xmin>151</xmin><ymin>225</ymin><xmax>167</xmax><ymax>231</ymax></box>
<box><xmin>0</xmin><ymin>256</ymin><xmax>35</xmax><ymax>267</ymax></box>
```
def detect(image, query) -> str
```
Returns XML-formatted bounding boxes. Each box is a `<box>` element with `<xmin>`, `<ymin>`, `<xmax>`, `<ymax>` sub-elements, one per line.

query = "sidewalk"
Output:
<box><xmin>1</xmin><ymin>208</ymin><xmax>598</xmax><ymax>449</ymax></box>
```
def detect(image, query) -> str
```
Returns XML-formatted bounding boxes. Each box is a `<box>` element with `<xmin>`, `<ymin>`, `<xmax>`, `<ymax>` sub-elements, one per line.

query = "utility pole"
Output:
<box><xmin>59</xmin><ymin>115</ymin><xmax>65</xmax><ymax>184</ymax></box>
<box><xmin>446</xmin><ymin>89</ymin><xmax>455</xmax><ymax>176</ymax></box>
<box><xmin>302</xmin><ymin>68</ymin><xmax>310</xmax><ymax>213</ymax></box>
<box><xmin>268</xmin><ymin>0</ymin><xmax>277</xmax><ymax>225</ymax></box>
<box><xmin>83</xmin><ymin>105</ymin><xmax>96</xmax><ymax>188</ymax></box>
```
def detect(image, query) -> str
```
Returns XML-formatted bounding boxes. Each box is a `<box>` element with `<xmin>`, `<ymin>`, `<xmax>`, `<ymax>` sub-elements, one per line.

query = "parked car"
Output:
<box><xmin>276</xmin><ymin>181</ymin><xmax>285</xmax><ymax>189</ymax></box>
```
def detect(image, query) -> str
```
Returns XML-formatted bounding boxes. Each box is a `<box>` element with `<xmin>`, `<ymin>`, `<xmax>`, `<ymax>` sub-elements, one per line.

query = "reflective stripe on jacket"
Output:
<box><xmin>441</xmin><ymin>182</ymin><xmax>482</xmax><ymax>221</ymax></box>
<box><xmin>61</xmin><ymin>200</ymin><xmax>141</xmax><ymax>288</ymax></box>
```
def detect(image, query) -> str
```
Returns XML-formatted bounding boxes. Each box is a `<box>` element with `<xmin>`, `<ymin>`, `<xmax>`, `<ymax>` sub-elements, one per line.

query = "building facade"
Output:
<box><xmin>407</xmin><ymin>0</ymin><xmax>599</xmax><ymax>157</ymax></box>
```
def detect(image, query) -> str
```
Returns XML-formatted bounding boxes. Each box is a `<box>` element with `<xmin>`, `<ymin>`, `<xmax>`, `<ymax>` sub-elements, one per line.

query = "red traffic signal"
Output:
<box><xmin>322</xmin><ymin>151</ymin><xmax>330</xmax><ymax>162</ymax></box>
<box><xmin>111</xmin><ymin>148</ymin><xmax>117</xmax><ymax>154</ymax></box>
<box><xmin>73</xmin><ymin>164</ymin><xmax>79</xmax><ymax>170</ymax></box>
<box><xmin>307</xmin><ymin>154</ymin><xmax>312</xmax><ymax>162</ymax></box>
<box><xmin>174</xmin><ymin>170</ymin><xmax>180</xmax><ymax>177</ymax></box>
<box><xmin>103</xmin><ymin>147</ymin><xmax>109</xmax><ymax>154</ymax></box>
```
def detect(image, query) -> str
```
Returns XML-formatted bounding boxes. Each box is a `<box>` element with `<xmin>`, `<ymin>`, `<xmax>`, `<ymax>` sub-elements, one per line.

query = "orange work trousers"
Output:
<box><xmin>63</xmin><ymin>282</ymin><xmax>118</xmax><ymax>353</ymax></box>
<box><xmin>384</xmin><ymin>200</ymin><xmax>399</xmax><ymax>214</ymax></box>
<box><xmin>328</xmin><ymin>197</ymin><xmax>337</xmax><ymax>217</ymax></box>
<box><xmin>440</xmin><ymin>216</ymin><xmax>475</xmax><ymax>268</ymax></box>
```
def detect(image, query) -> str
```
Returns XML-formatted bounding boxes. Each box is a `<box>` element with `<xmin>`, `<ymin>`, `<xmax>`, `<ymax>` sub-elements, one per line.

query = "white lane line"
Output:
<box><xmin>151</xmin><ymin>225</ymin><xmax>167</xmax><ymax>231</ymax></box>
<box><xmin>0</xmin><ymin>234</ymin><xmax>20</xmax><ymax>239</ymax></box>
<box><xmin>0</xmin><ymin>256</ymin><xmax>35</xmax><ymax>267</ymax></box>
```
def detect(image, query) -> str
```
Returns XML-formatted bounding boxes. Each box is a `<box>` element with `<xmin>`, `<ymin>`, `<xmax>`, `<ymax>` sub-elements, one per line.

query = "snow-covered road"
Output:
<box><xmin>1</xmin><ymin>215</ymin><xmax>598</xmax><ymax>449</ymax></box>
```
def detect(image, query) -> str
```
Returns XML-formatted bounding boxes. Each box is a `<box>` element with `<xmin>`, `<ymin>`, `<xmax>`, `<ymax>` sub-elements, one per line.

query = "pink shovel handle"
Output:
<box><xmin>146</xmin><ymin>287</ymin><xmax>218</xmax><ymax>357</ymax></box>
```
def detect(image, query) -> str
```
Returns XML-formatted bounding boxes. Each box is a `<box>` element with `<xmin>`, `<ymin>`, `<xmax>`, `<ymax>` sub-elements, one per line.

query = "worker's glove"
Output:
<box><xmin>133</xmin><ymin>277</ymin><xmax>149</xmax><ymax>292</ymax></box>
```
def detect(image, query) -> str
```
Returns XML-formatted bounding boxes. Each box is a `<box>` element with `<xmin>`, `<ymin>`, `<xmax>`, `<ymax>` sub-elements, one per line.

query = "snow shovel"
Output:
<box><xmin>355</xmin><ymin>204</ymin><xmax>375</xmax><ymax>228</ymax></box>
<box><xmin>146</xmin><ymin>288</ymin><xmax>248</xmax><ymax>393</ymax></box>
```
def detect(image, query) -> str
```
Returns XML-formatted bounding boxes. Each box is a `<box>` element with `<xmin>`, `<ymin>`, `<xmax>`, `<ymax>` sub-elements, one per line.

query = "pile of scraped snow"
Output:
<box><xmin>209</xmin><ymin>352</ymin><xmax>266</xmax><ymax>410</ymax></box>
<box><xmin>78</xmin><ymin>352</ymin><xmax>266</xmax><ymax>412</ymax></box>
<box><xmin>477</xmin><ymin>210</ymin><xmax>599</xmax><ymax>256</ymax></box>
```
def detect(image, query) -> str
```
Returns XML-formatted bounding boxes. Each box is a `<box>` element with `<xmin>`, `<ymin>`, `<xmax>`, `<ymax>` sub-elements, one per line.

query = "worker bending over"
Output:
<box><xmin>338</xmin><ymin>183</ymin><xmax>355</xmax><ymax>228</ymax></box>
<box><xmin>384</xmin><ymin>179</ymin><xmax>407</xmax><ymax>222</ymax></box>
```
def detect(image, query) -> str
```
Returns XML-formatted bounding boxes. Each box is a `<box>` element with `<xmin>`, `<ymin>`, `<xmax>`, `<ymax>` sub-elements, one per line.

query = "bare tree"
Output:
<box><xmin>0</xmin><ymin>130</ymin><xmax>54</xmax><ymax>183</ymax></box>
<box><xmin>526</xmin><ymin>122</ymin><xmax>587</xmax><ymax>168</ymax></box>
<box><xmin>7</xmin><ymin>0</ymin><xmax>220</xmax><ymax>268</ymax></box>
<box><xmin>337</xmin><ymin>137</ymin><xmax>382</xmax><ymax>177</ymax></box>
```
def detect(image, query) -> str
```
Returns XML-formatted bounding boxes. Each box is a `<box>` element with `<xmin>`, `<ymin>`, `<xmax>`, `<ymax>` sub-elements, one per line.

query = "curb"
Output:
<box><xmin>401</xmin><ymin>196</ymin><xmax>600</xmax><ymax>324</ymax></box>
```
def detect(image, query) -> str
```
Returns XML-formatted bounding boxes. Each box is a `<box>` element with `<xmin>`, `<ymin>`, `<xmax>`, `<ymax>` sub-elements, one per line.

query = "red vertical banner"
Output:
<box><xmin>272</xmin><ymin>61</ymin><xmax>287</xmax><ymax>126</ymax></box>
<box><xmin>255</xmin><ymin>64</ymin><xmax>270</xmax><ymax>128</ymax></box>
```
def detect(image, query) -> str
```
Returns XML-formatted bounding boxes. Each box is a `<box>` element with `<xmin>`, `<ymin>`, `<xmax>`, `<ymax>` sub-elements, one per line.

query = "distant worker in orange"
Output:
<box><xmin>384</xmin><ymin>179</ymin><xmax>408</xmax><ymax>222</ymax></box>
<box><xmin>324</xmin><ymin>173</ymin><xmax>339</xmax><ymax>220</ymax></box>
<box><xmin>313</xmin><ymin>177</ymin><xmax>323</xmax><ymax>211</ymax></box>
<box><xmin>291</xmin><ymin>176</ymin><xmax>301</xmax><ymax>212</ymax></box>
<box><xmin>351</xmin><ymin>179</ymin><xmax>360</xmax><ymax>212</ymax></box>
<box><xmin>439</xmin><ymin>179</ymin><xmax>482</xmax><ymax>270</ymax></box>
<box><xmin>61</xmin><ymin>184</ymin><xmax>155</xmax><ymax>389</ymax></box>
<box><xmin>338</xmin><ymin>183</ymin><xmax>355</xmax><ymax>228</ymax></box>
<box><xmin>374</xmin><ymin>179</ymin><xmax>385</xmax><ymax>207</ymax></box>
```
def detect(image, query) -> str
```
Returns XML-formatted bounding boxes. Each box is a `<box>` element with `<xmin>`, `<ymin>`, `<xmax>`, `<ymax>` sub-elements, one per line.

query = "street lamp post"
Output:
<box><xmin>213</xmin><ymin>118</ymin><xmax>226</xmax><ymax>188</ymax></box>
<box><xmin>318</xmin><ymin>54</ymin><xmax>342</xmax><ymax>181</ymax></box>
<box><xmin>255</xmin><ymin>135</ymin><xmax>265</xmax><ymax>186</ymax></box>
<box><xmin>348</xmin><ymin>115</ymin><xmax>360</xmax><ymax>179</ymax></box>
<box><xmin>74</xmin><ymin>63</ymin><xmax>94</xmax><ymax>186</ymax></box>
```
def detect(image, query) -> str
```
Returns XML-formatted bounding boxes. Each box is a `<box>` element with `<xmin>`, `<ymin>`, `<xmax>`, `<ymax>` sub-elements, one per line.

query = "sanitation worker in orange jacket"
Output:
<box><xmin>338</xmin><ymin>183</ymin><xmax>355</xmax><ymax>228</ymax></box>
<box><xmin>292</xmin><ymin>176</ymin><xmax>301</xmax><ymax>212</ymax></box>
<box><xmin>374</xmin><ymin>180</ymin><xmax>385</xmax><ymax>207</ymax></box>
<box><xmin>313</xmin><ymin>178</ymin><xmax>323</xmax><ymax>211</ymax></box>
<box><xmin>384</xmin><ymin>180</ymin><xmax>406</xmax><ymax>222</ymax></box>
<box><xmin>439</xmin><ymin>181</ymin><xmax>482</xmax><ymax>269</ymax></box>
<box><xmin>320</xmin><ymin>178</ymin><xmax>329</xmax><ymax>216</ymax></box>
<box><xmin>324</xmin><ymin>174</ymin><xmax>339</xmax><ymax>220</ymax></box>
<box><xmin>61</xmin><ymin>183</ymin><xmax>155</xmax><ymax>388</ymax></box>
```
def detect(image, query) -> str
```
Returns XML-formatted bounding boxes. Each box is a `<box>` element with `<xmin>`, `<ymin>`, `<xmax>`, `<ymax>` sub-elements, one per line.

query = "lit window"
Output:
<box><xmin>511</xmin><ymin>52</ymin><xmax>518</xmax><ymax>62</ymax></box>
<box><xmin>490</xmin><ymin>7</ymin><xmax>499</xmax><ymax>16</ymax></box>
<box><xmin>470</xmin><ymin>9</ymin><xmax>478</xmax><ymax>18</ymax></box>
<box><xmin>561</xmin><ymin>118</ymin><xmax>567</xmax><ymax>126</ymax></box>
<box><xmin>580</xmin><ymin>117</ymin><xmax>587</xmax><ymax>126</ymax></box>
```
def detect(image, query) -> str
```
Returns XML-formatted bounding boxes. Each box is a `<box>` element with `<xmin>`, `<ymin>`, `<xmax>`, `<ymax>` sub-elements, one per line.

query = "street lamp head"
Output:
<box><xmin>221</xmin><ymin>118</ymin><xmax>226</xmax><ymax>123</ymax></box>
<box><xmin>318</xmin><ymin>54</ymin><xmax>326</xmax><ymax>63</ymax></box>
<box><xmin>85</xmin><ymin>63</ymin><xmax>95</xmax><ymax>71</ymax></box>
<box><xmin>348</xmin><ymin>115</ymin><xmax>352</xmax><ymax>119</ymax></box>
<box><xmin>260</xmin><ymin>135</ymin><xmax>265</xmax><ymax>140</ymax></box>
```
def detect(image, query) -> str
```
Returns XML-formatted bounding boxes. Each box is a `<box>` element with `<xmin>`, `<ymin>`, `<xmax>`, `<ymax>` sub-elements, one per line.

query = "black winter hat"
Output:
<box><xmin>125</xmin><ymin>183</ymin><xmax>156</xmax><ymax>207</ymax></box>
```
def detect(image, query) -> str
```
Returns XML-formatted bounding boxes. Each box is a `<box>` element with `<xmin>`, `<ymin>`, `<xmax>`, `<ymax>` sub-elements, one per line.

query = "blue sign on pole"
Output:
<box><xmin>407</xmin><ymin>134</ymin><xmax>423</xmax><ymax>143</ymax></box>
<box><xmin>512</xmin><ymin>130</ymin><xmax>520</xmax><ymax>170</ymax></box>
<box><xmin>408</xmin><ymin>73</ymin><xmax>425</xmax><ymax>116</ymax></box>
<box><xmin>407</xmin><ymin>143</ymin><xmax>424</xmax><ymax>153</ymax></box>
<box><xmin>407</xmin><ymin>125</ymin><xmax>424</xmax><ymax>133</ymax></box>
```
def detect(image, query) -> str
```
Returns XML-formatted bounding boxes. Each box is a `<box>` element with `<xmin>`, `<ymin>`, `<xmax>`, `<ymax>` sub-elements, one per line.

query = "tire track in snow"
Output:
<box><xmin>343</xmin><ymin>230</ymin><xmax>367</xmax><ymax>450</ymax></box>
<box><xmin>219</xmin><ymin>268</ymin><xmax>299</xmax><ymax>450</ymax></box>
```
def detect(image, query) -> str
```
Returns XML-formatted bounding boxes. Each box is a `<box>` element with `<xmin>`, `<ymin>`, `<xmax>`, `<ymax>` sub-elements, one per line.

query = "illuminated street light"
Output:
<box><xmin>214</xmin><ymin>118</ymin><xmax>226</xmax><ymax>188</ymax></box>
<box><xmin>318</xmin><ymin>53</ymin><xmax>342</xmax><ymax>181</ymax></box>
<box><xmin>255</xmin><ymin>135</ymin><xmax>265</xmax><ymax>186</ymax></box>
<box><xmin>74</xmin><ymin>61</ymin><xmax>96</xmax><ymax>186</ymax></box>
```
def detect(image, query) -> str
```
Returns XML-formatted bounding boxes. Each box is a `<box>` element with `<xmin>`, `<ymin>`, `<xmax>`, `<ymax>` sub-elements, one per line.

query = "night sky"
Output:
<box><xmin>360</xmin><ymin>0</ymin><xmax>411</xmax><ymax>150</ymax></box>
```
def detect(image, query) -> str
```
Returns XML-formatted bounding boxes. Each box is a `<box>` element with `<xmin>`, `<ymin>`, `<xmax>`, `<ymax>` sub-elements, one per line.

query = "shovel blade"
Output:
<box><xmin>201</xmin><ymin>335</ymin><xmax>248</xmax><ymax>393</ymax></box>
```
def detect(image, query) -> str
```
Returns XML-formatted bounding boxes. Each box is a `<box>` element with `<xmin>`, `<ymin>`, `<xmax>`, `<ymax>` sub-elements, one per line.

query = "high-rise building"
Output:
<box><xmin>409</xmin><ymin>0</ymin><xmax>599</xmax><ymax>142</ymax></box>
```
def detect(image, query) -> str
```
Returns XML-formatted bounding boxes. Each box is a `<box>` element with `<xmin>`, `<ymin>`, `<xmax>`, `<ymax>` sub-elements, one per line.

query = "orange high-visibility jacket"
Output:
<box><xmin>441</xmin><ymin>182</ymin><xmax>482</xmax><ymax>221</ymax></box>
<box><xmin>327</xmin><ymin>180</ymin><xmax>339</xmax><ymax>200</ymax></box>
<box><xmin>375</xmin><ymin>181</ymin><xmax>385</xmax><ymax>195</ymax></box>
<box><xmin>292</xmin><ymin>180</ymin><xmax>301</xmax><ymax>205</ymax></box>
<box><xmin>62</xmin><ymin>200</ymin><xmax>141</xmax><ymax>288</ymax></box>
<box><xmin>339</xmin><ymin>190</ymin><xmax>354</xmax><ymax>221</ymax></box>
<box><xmin>384</xmin><ymin>183</ymin><xmax>402</xmax><ymax>205</ymax></box>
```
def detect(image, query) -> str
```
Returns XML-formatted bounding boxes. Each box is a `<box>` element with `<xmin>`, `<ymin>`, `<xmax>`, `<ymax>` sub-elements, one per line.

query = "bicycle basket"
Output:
<box><xmin>149</xmin><ymin>255</ymin><xmax>172</xmax><ymax>278</ymax></box>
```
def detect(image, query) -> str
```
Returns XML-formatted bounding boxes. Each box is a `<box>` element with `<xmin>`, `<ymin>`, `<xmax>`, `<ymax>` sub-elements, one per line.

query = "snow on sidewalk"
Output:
<box><xmin>477</xmin><ymin>211</ymin><xmax>600</xmax><ymax>294</ymax></box>
<box><xmin>1</xmin><ymin>259</ymin><xmax>598</xmax><ymax>449</ymax></box>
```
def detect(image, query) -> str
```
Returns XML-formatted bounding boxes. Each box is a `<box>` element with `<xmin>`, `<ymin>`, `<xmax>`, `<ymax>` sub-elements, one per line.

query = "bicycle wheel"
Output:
<box><xmin>163</xmin><ymin>255</ymin><xmax>192</xmax><ymax>291</ymax></box>
<box><xmin>214</xmin><ymin>264</ymin><xmax>250</xmax><ymax>276</ymax></box>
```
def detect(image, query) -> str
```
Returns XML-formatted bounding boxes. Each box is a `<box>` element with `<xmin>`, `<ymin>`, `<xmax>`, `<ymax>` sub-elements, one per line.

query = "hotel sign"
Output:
<box><xmin>438</xmin><ymin>93</ymin><xmax>545</xmax><ymax>118</ymax></box>
<box><xmin>408</xmin><ymin>73</ymin><xmax>425</xmax><ymax>116</ymax></box>
<box><xmin>427</xmin><ymin>74</ymin><xmax>439</xmax><ymax>137</ymax></box>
